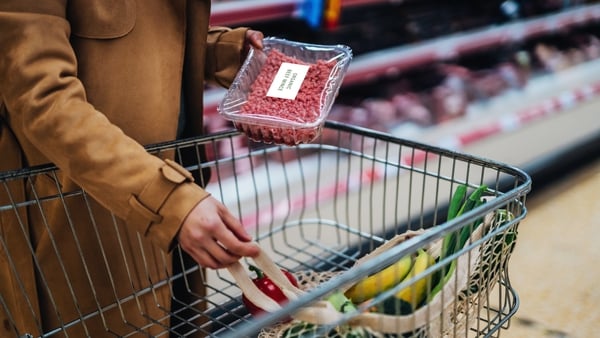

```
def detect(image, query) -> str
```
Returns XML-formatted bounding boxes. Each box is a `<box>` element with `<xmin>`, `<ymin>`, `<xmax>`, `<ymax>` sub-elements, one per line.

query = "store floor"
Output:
<box><xmin>499</xmin><ymin>156</ymin><xmax>600</xmax><ymax>337</ymax></box>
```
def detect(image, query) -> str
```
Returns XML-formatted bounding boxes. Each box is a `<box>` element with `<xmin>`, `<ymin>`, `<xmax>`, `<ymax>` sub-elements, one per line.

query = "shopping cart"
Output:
<box><xmin>0</xmin><ymin>121</ymin><xmax>531</xmax><ymax>337</ymax></box>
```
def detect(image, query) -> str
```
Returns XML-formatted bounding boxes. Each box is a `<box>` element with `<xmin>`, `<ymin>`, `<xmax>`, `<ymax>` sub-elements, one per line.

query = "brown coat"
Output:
<box><xmin>0</xmin><ymin>0</ymin><xmax>248</xmax><ymax>336</ymax></box>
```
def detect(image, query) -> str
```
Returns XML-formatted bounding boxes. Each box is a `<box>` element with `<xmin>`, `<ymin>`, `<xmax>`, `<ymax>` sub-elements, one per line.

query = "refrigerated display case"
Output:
<box><xmin>205</xmin><ymin>0</ymin><xmax>600</xmax><ymax>178</ymax></box>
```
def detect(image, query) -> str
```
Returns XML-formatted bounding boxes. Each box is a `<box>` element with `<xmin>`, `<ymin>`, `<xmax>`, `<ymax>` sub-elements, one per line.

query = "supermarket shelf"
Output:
<box><xmin>343</xmin><ymin>3</ymin><xmax>600</xmax><ymax>85</ymax></box>
<box><xmin>204</xmin><ymin>3</ymin><xmax>600</xmax><ymax>115</ymax></box>
<box><xmin>211</xmin><ymin>95</ymin><xmax>600</xmax><ymax>230</ymax></box>
<box><xmin>205</xmin><ymin>2</ymin><xmax>600</xmax><ymax>218</ymax></box>
<box><xmin>395</xmin><ymin>57</ymin><xmax>600</xmax><ymax>159</ymax></box>
<box><xmin>340</xmin><ymin>0</ymin><xmax>392</xmax><ymax>7</ymax></box>
<box><xmin>210</xmin><ymin>0</ymin><xmax>299</xmax><ymax>26</ymax></box>
<box><xmin>210</xmin><ymin>0</ymin><xmax>392</xmax><ymax>26</ymax></box>
<box><xmin>207</xmin><ymin>59</ymin><xmax>600</xmax><ymax>230</ymax></box>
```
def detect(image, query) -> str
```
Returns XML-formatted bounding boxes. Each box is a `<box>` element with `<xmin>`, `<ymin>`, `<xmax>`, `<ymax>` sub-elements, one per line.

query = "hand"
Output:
<box><xmin>242</xmin><ymin>29</ymin><xmax>264</xmax><ymax>60</ymax></box>
<box><xmin>245</xmin><ymin>29</ymin><xmax>264</xmax><ymax>50</ymax></box>
<box><xmin>177</xmin><ymin>196</ymin><xmax>260</xmax><ymax>269</ymax></box>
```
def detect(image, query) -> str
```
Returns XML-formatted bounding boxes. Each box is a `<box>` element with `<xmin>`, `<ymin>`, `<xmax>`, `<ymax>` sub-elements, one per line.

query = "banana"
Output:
<box><xmin>392</xmin><ymin>248</ymin><xmax>436</xmax><ymax>312</ymax></box>
<box><xmin>345</xmin><ymin>253</ymin><xmax>414</xmax><ymax>304</ymax></box>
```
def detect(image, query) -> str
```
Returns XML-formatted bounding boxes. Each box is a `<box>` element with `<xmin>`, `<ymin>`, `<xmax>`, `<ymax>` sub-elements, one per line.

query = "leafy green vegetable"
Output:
<box><xmin>447</xmin><ymin>184</ymin><xmax>467</xmax><ymax>222</ymax></box>
<box><xmin>429</xmin><ymin>184</ymin><xmax>488</xmax><ymax>302</ymax></box>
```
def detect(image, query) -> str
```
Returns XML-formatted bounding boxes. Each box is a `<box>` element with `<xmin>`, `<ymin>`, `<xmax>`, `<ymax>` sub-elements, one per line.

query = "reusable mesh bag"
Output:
<box><xmin>229</xmin><ymin>210</ymin><xmax>517</xmax><ymax>338</ymax></box>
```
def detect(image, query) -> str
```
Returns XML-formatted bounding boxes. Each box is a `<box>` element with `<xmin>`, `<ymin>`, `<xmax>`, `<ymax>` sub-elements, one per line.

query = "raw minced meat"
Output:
<box><xmin>236</xmin><ymin>49</ymin><xmax>337</xmax><ymax>145</ymax></box>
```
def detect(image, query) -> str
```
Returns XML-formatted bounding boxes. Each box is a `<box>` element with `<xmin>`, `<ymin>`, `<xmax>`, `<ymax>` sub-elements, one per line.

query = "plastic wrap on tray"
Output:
<box><xmin>218</xmin><ymin>37</ymin><xmax>353</xmax><ymax>145</ymax></box>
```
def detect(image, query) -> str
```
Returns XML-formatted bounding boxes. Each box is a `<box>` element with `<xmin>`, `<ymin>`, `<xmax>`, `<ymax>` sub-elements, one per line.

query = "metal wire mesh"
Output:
<box><xmin>0</xmin><ymin>121</ymin><xmax>531</xmax><ymax>337</ymax></box>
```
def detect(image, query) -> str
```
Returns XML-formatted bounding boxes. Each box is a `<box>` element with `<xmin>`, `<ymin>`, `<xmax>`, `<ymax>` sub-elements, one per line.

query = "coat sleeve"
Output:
<box><xmin>205</xmin><ymin>25</ymin><xmax>250</xmax><ymax>88</ymax></box>
<box><xmin>0</xmin><ymin>2</ymin><xmax>209</xmax><ymax>252</ymax></box>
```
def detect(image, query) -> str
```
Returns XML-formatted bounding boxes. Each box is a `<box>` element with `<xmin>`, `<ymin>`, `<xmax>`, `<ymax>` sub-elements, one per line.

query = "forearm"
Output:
<box><xmin>205</xmin><ymin>26</ymin><xmax>249</xmax><ymax>87</ymax></box>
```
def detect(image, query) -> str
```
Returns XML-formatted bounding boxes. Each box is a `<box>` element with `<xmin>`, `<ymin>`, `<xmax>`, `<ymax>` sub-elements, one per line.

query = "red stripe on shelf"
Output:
<box><xmin>454</xmin><ymin>33</ymin><xmax>504</xmax><ymax>55</ymax></box>
<box><xmin>458</xmin><ymin>123</ymin><xmax>503</xmax><ymax>146</ymax></box>
<box><xmin>210</xmin><ymin>3</ymin><xmax>297</xmax><ymax>26</ymax></box>
<box><xmin>401</xmin><ymin>149</ymin><xmax>429</xmax><ymax>167</ymax></box>
<box><xmin>518</xmin><ymin>106</ymin><xmax>547</xmax><ymax>124</ymax></box>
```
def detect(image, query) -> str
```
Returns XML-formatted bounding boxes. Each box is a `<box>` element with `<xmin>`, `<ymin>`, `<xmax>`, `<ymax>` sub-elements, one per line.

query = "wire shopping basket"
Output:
<box><xmin>0</xmin><ymin>121</ymin><xmax>531</xmax><ymax>337</ymax></box>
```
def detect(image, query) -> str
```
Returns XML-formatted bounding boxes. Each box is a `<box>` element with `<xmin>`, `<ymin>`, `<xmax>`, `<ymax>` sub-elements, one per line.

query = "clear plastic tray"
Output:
<box><xmin>218</xmin><ymin>37</ymin><xmax>353</xmax><ymax>145</ymax></box>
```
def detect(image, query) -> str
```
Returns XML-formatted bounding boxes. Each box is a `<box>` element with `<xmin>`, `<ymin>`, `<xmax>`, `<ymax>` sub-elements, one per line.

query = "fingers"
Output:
<box><xmin>178</xmin><ymin>197</ymin><xmax>259</xmax><ymax>269</ymax></box>
<box><xmin>241</xmin><ymin>30</ymin><xmax>264</xmax><ymax>63</ymax></box>
<box><xmin>213</xmin><ymin>218</ymin><xmax>259</xmax><ymax>258</ymax></box>
<box><xmin>246</xmin><ymin>29</ymin><xmax>264</xmax><ymax>49</ymax></box>
<box><xmin>183</xmin><ymin>235</ymin><xmax>242</xmax><ymax>269</ymax></box>
<box><xmin>219</xmin><ymin>205</ymin><xmax>254</xmax><ymax>242</ymax></box>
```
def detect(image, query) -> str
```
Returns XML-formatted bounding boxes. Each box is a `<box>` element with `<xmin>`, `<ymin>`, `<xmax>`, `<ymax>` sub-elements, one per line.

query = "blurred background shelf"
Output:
<box><xmin>206</xmin><ymin>0</ymin><xmax>600</xmax><ymax>172</ymax></box>
<box><xmin>210</xmin><ymin>0</ymin><xmax>399</xmax><ymax>26</ymax></box>
<box><xmin>205</xmin><ymin>0</ymin><xmax>600</xmax><ymax>226</ymax></box>
<box><xmin>210</xmin><ymin>0</ymin><xmax>299</xmax><ymax>26</ymax></box>
<box><xmin>206</xmin><ymin>2</ymin><xmax>600</xmax><ymax>111</ymax></box>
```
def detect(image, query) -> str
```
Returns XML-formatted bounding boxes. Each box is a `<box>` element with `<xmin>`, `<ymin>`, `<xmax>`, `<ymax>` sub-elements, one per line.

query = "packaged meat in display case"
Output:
<box><xmin>218</xmin><ymin>37</ymin><xmax>352</xmax><ymax>145</ymax></box>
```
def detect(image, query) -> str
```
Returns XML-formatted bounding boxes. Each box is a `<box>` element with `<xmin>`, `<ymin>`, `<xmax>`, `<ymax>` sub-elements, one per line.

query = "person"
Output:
<box><xmin>0</xmin><ymin>1</ymin><xmax>264</xmax><ymax>337</ymax></box>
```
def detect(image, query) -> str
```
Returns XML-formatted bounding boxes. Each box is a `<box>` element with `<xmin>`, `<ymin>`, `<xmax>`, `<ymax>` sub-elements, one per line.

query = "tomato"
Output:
<box><xmin>241</xmin><ymin>265</ymin><xmax>299</xmax><ymax>318</ymax></box>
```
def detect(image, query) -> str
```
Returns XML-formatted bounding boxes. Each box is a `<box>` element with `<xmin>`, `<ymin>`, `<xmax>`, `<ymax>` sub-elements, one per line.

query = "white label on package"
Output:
<box><xmin>266</xmin><ymin>62</ymin><xmax>310</xmax><ymax>100</ymax></box>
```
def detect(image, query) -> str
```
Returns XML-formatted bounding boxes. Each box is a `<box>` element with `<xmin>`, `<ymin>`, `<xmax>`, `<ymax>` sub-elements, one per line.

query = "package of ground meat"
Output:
<box><xmin>218</xmin><ymin>37</ymin><xmax>353</xmax><ymax>145</ymax></box>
